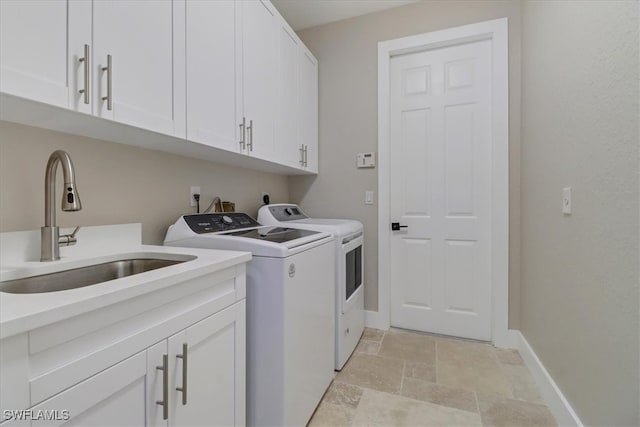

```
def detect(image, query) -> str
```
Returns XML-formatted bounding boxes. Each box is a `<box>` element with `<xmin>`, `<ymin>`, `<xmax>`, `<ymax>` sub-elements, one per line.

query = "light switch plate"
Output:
<box><xmin>562</xmin><ymin>187</ymin><xmax>571</xmax><ymax>214</ymax></box>
<box><xmin>365</xmin><ymin>191</ymin><xmax>374</xmax><ymax>205</ymax></box>
<box><xmin>357</xmin><ymin>152</ymin><xmax>376</xmax><ymax>168</ymax></box>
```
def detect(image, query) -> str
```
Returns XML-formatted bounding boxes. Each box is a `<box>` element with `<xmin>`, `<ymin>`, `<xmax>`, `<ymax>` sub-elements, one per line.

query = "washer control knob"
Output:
<box><xmin>284</xmin><ymin>207</ymin><xmax>293</xmax><ymax>216</ymax></box>
<box><xmin>222</xmin><ymin>215</ymin><xmax>233</xmax><ymax>225</ymax></box>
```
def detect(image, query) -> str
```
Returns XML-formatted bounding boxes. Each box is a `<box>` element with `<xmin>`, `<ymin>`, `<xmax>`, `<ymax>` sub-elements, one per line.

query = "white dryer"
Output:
<box><xmin>164</xmin><ymin>212</ymin><xmax>335</xmax><ymax>427</ymax></box>
<box><xmin>258</xmin><ymin>204</ymin><xmax>364</xmax><ymax>370</ymax></box>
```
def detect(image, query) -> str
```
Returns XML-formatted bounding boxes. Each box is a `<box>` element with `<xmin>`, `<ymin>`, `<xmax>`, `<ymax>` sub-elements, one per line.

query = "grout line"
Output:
<box><xmin>398</xmin><ymin>360</ymin><xmax>406</xmax><ymax>395</ymax></box>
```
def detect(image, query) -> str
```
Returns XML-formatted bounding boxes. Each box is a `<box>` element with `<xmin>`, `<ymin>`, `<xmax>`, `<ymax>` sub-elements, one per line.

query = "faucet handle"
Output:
<box><xmin>59</xmin><ymin>226</ymin><xmax>80</xmax><ymax>247</ymax></box>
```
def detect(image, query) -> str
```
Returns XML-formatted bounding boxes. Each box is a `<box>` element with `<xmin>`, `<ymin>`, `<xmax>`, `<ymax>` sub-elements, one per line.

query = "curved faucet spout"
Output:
<box><xmin>42</xmin><ymin>150</ymin><xmax>82</xmax><ymax>261</ymax></box>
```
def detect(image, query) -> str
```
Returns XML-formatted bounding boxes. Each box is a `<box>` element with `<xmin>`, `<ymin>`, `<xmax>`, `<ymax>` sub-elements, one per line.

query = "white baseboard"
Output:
<box><xmin>364</xmin><ymin>310</ymin><xmax>389</xmax><ymax>330</ymax></box>
<box><xmin>516</xmin><ymin>331</ymin><xmax>583</xmax><ymax>427</ymax></box>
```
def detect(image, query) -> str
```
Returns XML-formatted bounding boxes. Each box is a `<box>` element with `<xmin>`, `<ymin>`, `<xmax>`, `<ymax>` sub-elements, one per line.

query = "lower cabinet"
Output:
<box><xmin>18</xmin><ymin>300</ymin><xmax>245</xmax><ymax>427</ymax></box>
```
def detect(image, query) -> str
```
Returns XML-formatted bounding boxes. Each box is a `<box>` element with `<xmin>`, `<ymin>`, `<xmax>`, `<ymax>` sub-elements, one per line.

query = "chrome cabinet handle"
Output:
<box><xmin>299</xmin><ymin>144</ymin><xmax>305</xmax><ymax>166</ymax></box>
<box><xmin>239</xmin><ymin>117</ymin><xmax>246</xmax><ymax>150</ymax></box>
<box><xmin>78</xmin><ymin>44</ymin><xmax>90</xmax><ymax>104</ymax></box>
<box><xmin>247</xmin><ymin>119</ymin><xmax>253</xmax><ymax>151</ymax></box>
<box><xmin>156</xmin><ymin>354</ymin><xmax>168</xmax><ymax>420</ymax></box>
<box><xmin>102</xmin><ymin>54</ymin><xmax>112</xmax><ymax>111</ymax></box>
<box><xmin>304</xmin><ymin>145</ymin><xmax>308</xmax><ymax>167</ymax></box>
<box><xmin>176</xmin><ymin>343</ymin><xmax>188</xmax><ymax>405</ymax></box>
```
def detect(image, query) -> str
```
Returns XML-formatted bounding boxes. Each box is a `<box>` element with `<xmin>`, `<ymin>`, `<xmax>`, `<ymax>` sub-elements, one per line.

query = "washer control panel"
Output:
<box><xmin>184</xmin><ymin>213</ymin><xmax>260</xmax><ymax>234</ymax></box>
<box><xmin>267</xmin><ymin>204</ymin><xmax>308</xmax><ymax>221</ymax></box>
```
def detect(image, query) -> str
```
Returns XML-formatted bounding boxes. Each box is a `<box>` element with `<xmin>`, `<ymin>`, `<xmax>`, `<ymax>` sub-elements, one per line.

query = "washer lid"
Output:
<box><xmin>258</xmin><ymin>204</ymin><xmax>363</xmax><ymax>237</ymax></box>
<box><xmin>285</xmin><ymin>218</ymin><xmax>363</xmax><ymax>237</ymax></box>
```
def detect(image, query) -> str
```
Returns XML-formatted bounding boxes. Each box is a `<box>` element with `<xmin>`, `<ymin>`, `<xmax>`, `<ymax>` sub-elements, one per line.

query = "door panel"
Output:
<box><xmin>389</xmin><ymin>39</ymin><xmax>492</xmax><ymax>340</ymax></box>
<box><xmin>298</xmin><ymin>49</ymin><xmax>318</xmax><ymax>172</ymax></box>
<box><xmin>277</xmin><ymin>23</ymin><xmax>300</xmax><ymax>167</ymax></box>
<box><xmin>185</xmin><ymin>0</ymin><xmax>238</xmax><ymax>151</ymax></box>
<box><xmin>93</xmin><ymin>0</ymin><xmax>181</xmax><ymax>135</ymax></box>
<box><xmin>0</xmin><ymin>0</ymin><xmax>80</xmax><ymax>109</ymax></box>
<box><xmin>241</xmin><ymin>0</ymin><xmax>277</xmax><ymax>160</ymax></box>
<box><xmin>30</xmin><ymin>352</ymin><xmax>147</xmax><ymax>427</ymax></box>
<box><xmin>170</xmin><ymin>301</ymin><xmax>245</xmax><ymax>427</ymax></box>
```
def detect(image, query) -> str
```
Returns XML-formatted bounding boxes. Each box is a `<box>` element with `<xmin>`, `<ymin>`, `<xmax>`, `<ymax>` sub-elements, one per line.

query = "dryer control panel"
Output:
<box><xmin>184</xmin><ymin>213</ymin><xmax>260</xmax><ymax>233</ymax></box>
<box><xmin>267</xmin><ymin>204</ymin><xmax>308</xmax><ymax>221</ymax></box>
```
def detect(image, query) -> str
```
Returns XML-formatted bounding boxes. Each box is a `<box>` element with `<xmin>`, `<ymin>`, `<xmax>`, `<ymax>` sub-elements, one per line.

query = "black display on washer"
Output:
<box><xmin>183</xmin><ymin>213</ymin><xmax>261</xmax><ymax>233</ymax></box>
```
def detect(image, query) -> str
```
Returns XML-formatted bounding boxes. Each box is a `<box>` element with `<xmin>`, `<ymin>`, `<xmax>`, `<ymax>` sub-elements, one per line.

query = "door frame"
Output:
<box><xmin>376</xmin><ymin>18</ymin><xmax>512</xmax><ymax>347</ymax></box>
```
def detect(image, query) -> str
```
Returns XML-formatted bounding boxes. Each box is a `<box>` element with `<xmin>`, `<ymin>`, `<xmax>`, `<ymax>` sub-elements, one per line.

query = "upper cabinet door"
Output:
<box><xmin>92</xmin><ymin>0</ymin><xmax>185</xmax><ymax>137</ymax></box>
<box><xmin>299</xmin><ymin>48</ymin><xmax>319</xmax><ymax>172</ymax></box>
<box><xmin>0</xmin><ymin>0</ymin><xmax>91</xmax><ymax>113</ymax></box>
<box><xmin>276</xmin><ymin>21</ymin><xmax>301</xmax><ymax>168</ymax></box>
<box><xmin>185</xmin><ymin>0</ymin><xmax>239</xmax><ymax>152</ymax></box>
<box><xmin>241</xmin><ymin>0</ymin><xmax>278</xmax><ymax>160</ymax></box>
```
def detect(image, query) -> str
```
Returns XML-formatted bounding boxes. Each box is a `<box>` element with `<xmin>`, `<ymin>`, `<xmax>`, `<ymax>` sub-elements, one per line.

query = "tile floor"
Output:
<box><xmin>308</xmin><ymin>328</ymin><xmax>557</xmax><ymax>427</ymax></box>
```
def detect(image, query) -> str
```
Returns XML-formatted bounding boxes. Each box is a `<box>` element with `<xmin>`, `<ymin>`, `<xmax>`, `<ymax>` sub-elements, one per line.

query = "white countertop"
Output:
<box><xmin>0</xmin><ymin>224</ymin><xmax>251</xmax><ymax>339</ymax></box>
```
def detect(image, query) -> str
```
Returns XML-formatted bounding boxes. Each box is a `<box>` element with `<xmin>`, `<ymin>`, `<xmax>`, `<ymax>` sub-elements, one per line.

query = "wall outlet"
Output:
<box><xmin>190</xmin><ymin>186</ymin><xmax>201</xmax><ymax>207</ymax></box>
<box><xmin>261</xmin><ymin>191</ymin><xmax>270</xmax><ymax>205</ymax></box>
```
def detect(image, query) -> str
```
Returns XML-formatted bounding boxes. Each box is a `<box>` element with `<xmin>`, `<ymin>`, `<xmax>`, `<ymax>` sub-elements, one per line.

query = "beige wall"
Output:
<box><xmin>0</xmin><ymin>121</ymin><xmax>289</xmax><ymax>244</ymax></box>
<box><xmin>520</xmin><ymin>1</ymin><xmax>639</xmax><ymax>425</ymax></box>
<box><xmin>289</xmin><ymin>0</ymin><xmax>522</xmax><ymax>326</ymax></box>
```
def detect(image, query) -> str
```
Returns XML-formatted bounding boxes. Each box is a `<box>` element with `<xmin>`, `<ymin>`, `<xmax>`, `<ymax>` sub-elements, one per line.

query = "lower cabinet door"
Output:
<box><xmin>170</xmin><ymin>300</ymin><xmax>246</xmax><ymax>427</ymax></box>
<box><xmin>30</xmin><ymin>351</ymin><xmax>148</xmax><ymax>427</ymax></box>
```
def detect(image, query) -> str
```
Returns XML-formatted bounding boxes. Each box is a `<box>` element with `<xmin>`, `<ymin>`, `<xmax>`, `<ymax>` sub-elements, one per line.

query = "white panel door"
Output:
<box><xmin>30</xmin><ymin>352</ymin><xmax>148</xmax><ymax>426</ymax></box>
<box><xmin>276</xmin><ymin>21</ymin><xmax>301</xmax><ymax>167</ymax></box>
<box><xmin>389</xmin><ymin>40</ymin><xmax>493</xmax><ymax>340</ymax></box>
<box><xmin>93</xmin><ymin>0</ymin><xmax>184</xmax><ymax>137</ymax></box>
<box><xmin>185</xmin><ymin>0</ymin><xmax>239</xmax><ymax>152</ymax></box>
<box><xmin>298</xmin><ymin>48</ymin><xmax>319</xmax><ymax>172</ymax></box>
<box><xmin>0</xmin><ymin>0</ymin><xmax>90</xmax><ymax>113</ymax></box>
<box><xmin>241</xmin><ymin>0</ymin><xmax>278</xmax><ymax>160</ymax></box>
<box><xmin>170</xmin><ymin>301</ymin><xmax>246</xmax><ymax>427</ymax></box>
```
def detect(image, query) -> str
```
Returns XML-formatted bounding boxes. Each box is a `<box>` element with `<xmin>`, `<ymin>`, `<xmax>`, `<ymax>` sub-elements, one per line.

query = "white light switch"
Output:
<box><xmin>562</xmin><ymin>187</ymin><xmax>571</xmax><ymax>215</ymax></box>
<box><xmin>365</xmin><ymin>191</ymin><xmax>374</xmax><ymax>205</ymax></box>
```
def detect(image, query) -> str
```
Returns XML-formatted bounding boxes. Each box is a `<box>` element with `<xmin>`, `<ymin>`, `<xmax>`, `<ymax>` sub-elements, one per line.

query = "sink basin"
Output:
<box><xmin>0</xmin><ymin>256</ymin><xmax>196</xmax><ymax>294</ymax></box>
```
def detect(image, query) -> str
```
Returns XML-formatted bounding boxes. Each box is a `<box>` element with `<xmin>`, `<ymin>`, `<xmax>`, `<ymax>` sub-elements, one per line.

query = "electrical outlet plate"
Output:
<box><xmin>261</xmin><ymin>191</ymin><xmax>270</xmax><ymax>205</ymax></box>
<box><xmin>190</xmin><ymin>186</ymin><xmax>201</xmax><ymax>207</ymax></box>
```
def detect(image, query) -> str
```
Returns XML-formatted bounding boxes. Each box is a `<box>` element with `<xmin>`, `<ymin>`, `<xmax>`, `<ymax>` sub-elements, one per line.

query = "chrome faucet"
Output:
<box><xmin>41</xmin><ymin>150</ymin><xmax>82</xmax><ymax>261</ymax></box>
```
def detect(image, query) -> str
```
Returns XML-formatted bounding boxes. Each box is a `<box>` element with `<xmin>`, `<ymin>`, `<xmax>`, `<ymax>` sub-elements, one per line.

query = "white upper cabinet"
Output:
<box><xmin>276</xmin><ymin>21</ymin><xmax>302</xmax><ymax>168</ymax></box>
<box><xmin>0</xmin><ymin>0</ymin><xmax>91</xmax><ymax>114</ymax></box>
<box><xmin>0</xmin><ymin>0</ymin><xmax>318</xmax><ymax>174</ymax></box>
<box><xmin>185</xmin><ymin>0</ymin><xmax>239</xmax><ymax>152</ymax></box>
<box><xmin>240</xmin><ymin>0</ymin><xmax>278</xmax><ymax>160</ymax></box>
<box><xmin>93</xmin><ymin>0</ymin><xmax>185</xmax><ymax>137</ymax></box>
<box><xmin>298</xmin><ymin>47</ymin><xmax>319</xmax><ymax>172</ymax></box>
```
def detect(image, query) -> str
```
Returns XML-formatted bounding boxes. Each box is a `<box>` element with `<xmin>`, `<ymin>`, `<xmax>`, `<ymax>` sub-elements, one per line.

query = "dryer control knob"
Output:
<box><xmin>284</xmin><ymin>207</ymin><xmax>293</xmax><ymax>216</ymax></box>
<box><xmin>222</xmin><ymin>215</ymin><xmax>233</xmax><ymax>224</ymax></box>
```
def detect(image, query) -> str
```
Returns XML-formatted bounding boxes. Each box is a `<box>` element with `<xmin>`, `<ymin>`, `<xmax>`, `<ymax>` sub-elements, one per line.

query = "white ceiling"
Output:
<box><xmin>271</xmin><ymin>0</ymin><xmax>418</xmax><ymax>31</ymax></box>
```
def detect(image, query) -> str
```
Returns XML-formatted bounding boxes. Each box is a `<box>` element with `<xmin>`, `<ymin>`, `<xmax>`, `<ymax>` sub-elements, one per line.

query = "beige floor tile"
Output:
<box><xmin>437</xmin><ymin>339</ymin><xmax>512</xmax><ymax>397</ymax></box>
<box><xmin>401</xmin><ymin>377</ymin><xmax>478</xmax><ymax>413</ymax></box>
<box><xmin>378</xmin><ymin>330</ymin><xmax>436</xmax><ymax>364</ymax></box>
<box><xmin>308</xmin><ymin>401</ymin><xmax>355</xmax><ymax>427</ymax></box>
<box><xmin>355</xmin><ymin>339</ymin><xmax>381</xmax><ymax>355</ymax></box>
<box><xmin>501</xmin><ymin>364</ymin><xmax>544</xmax><ymax>404</ymax></box>
<box><xmin>323</xmin><ymin>381</ymin><xmax>363</xmax><ymax>408</ymax></box>
<box><xmin>404</xmin><ymin>361</ymin><xmax>437</xmax><ymax>382</ymax></box>
<box><xmin>495</xmin><ymin>348</ymin><xmax>525</xmax><ymax>365</ymax></box>
<box><xmin>477</xmin><ymin>392</ymin><xmax>557</xmax><ymax>427</ymax></box>
<box><xmin>335</xmin><ymin>353</ymin><xmax>405</xmax><ymax>394</ymax></box>
<box><xmin>362</xmin><ymin>328</ymin><xmax>385</xmax><ymax>342</ymax></box>
<box><xmin>352</xmin><ymin>388</ymin><xmax>481</xmax><ymax>426</ymax></box>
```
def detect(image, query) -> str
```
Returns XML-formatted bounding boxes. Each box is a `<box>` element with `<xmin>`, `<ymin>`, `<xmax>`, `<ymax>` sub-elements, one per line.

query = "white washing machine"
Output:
<box><xmin>258</xmin><ymin>204</ymin><xmax>365</xmax><ymax>370</ymax></box>
<box><xmin>164</xmin><ymin>212</ymin><xmax>335</xmax><ymax>427</ymax></box>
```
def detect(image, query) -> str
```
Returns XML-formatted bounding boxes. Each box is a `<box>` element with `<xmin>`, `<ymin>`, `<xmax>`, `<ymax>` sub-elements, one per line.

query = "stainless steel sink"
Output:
<box><xmin>0</xmin><ymin>257</ymin><xmax>196</xmax><ymax>294</ymax></box>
